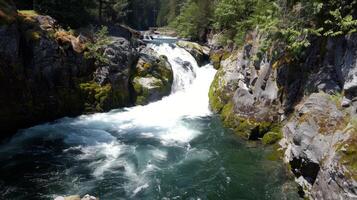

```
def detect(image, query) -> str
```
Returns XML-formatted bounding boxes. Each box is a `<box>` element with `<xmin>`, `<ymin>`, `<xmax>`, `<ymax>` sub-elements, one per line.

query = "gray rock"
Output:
<box><xmin>176</xmin><ymin>41</ymin><xmax>209</xmax><ymax>66</ymax></box>
<box><xmin>131</xmin><ymin>46</ymin><xmax>173</xmax><ymax>105</ymax></box>
<box><xmin>282</xmin><ymin>93</ymin><xmax>357</xmax><ymax>199</ymax></box>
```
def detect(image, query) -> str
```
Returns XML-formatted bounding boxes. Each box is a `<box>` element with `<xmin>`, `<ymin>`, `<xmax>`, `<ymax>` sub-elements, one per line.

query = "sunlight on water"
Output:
<box><xmin>0</xmin><ymin>43</ymin><xmax>299</xmax><ymax>200</ymax></box>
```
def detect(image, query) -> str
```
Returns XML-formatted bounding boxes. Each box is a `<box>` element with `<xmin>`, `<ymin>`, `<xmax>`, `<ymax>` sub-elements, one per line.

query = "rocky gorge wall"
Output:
<box><xmin>207</xmin><ymin>31</ymin><xmax>357</xmax><ymax>199</ymax></box>
<box><xmin>0</xmin><ymin>1</ymin><xmax>173</xmax><ymax>136</ymax></box>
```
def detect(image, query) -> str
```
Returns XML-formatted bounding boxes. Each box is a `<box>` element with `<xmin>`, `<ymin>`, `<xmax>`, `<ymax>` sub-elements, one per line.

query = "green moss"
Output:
<box><xmin>219</xmin><ymin>101</ymin><xmax>279</xmax><ymax>140</ymax></box>
<box><xmin>266</xmin><ymin>143</ymin><xmax>284</xmax><ymax>161</ymax></box>
<box><xmin>339</xmin><ymin>117</ymin><xmax>357</xmax><ymax>180</ymax></box>
<box><xmin>210</xmin><ymin>53</ymin><xmax>222</xmax><ymax>70</ymax></box>
<box><xmin>79</xmin><ymin>82</ymin><xmax>112</xmax><ymax>112</ymax></box>
<box><xmin>262</xmin><ymin>132</ymin><xmax>283</xmax><ymax>145</ymax></box>
<box><xmin>208</xmin><ymin>70</ymin><xmax>228</xmax><ymax>113</ymax></box>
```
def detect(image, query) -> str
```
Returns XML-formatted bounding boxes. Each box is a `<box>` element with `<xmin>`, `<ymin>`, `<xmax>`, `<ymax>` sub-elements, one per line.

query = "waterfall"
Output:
<box><xmin>0</xmin><ymin>42</ymin><xmax>217</xmax><ymax>198</ymax></box>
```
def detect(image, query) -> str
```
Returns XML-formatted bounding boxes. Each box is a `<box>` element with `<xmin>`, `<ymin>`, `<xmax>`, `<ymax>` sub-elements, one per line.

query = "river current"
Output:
<box><xmin>0</xmin><ymin>42</ymin><xmax>299</xmax><ymax>200</ymax></box>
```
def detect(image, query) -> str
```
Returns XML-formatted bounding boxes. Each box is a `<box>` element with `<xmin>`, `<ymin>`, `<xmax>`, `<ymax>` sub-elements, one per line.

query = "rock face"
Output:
<box><xmin>81</xmin><ymin>37</ymin><xmax>136</xmax><ymax>112</ymax></box>
<box><xmin>209</xmin><ymin>31</ymin><xmax>281</xmax><ymax>139</ymax></box>
<box><xmin>131</xmin><ymin>47</ymin><xmax>173</xmax><ymax>105</ymax></box>
<box><xmin>208</xmin><ymin>30</ymin><xmax>357</xmax><ymax>198</ymax></box>
<box><xmin>281</xmin><ymin>93</ymin><xmax>357</xmax><ymax>199</ymax></box>
<box><xmin>0</xmin><ymin>4</ymin><xmax>173</xmax><ymax>136</ymax></box>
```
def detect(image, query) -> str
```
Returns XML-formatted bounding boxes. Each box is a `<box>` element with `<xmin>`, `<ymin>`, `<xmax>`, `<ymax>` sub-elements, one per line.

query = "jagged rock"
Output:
<box><xmin>209</xmin><ymin>31</ymin><xmax>280</xmax><ymax>139</ymax></box>
<box><xmin>282</xmin><ymin>93</ymin><xmax>357</xmax><ymax>199</ymax></box>
<box><xmin>131</xmin><ymin>46</ymin><xmax>173</xmax><ymax>105</ymax></box>
<box><xmin>83</xmin><ymin>37</ymin><xmax>136</xmax><ymax>111</ymax></box>
<box><xmin>176</xmin><ymin>40</ymin><xmax>209</xmax><ymax>66</ymax></box>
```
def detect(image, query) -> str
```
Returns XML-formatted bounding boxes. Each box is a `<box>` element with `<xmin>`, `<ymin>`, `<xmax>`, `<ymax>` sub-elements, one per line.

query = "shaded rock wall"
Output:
<box><xmin>0</xmin><ymin>4</ymin><xmax>174</xmax><ymax>136</ymax></box>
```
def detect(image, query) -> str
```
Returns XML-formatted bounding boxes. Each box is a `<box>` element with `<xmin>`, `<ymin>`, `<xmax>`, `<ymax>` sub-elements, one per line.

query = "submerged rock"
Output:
<box><xmin>131</xmin><ymin>46</ymin><xmax>173</xmax><ymax>105</ymax></box>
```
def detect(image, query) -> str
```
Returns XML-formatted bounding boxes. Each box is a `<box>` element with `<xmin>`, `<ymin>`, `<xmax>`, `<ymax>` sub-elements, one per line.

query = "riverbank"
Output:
<box><xmin>205</xmin><ymin>28</ymin><xmax>357</xmax><ymax>199</ymax></box>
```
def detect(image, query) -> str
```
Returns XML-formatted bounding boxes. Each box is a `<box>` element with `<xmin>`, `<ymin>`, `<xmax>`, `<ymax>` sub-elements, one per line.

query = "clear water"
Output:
<box><xmin>0</xmin><ymin>43</ymin><xmax>299</xmax><ymax>200</ymax></box>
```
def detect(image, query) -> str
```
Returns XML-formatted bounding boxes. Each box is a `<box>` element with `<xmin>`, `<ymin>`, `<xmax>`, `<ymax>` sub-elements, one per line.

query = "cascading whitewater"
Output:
<box><xmin>0</xmin><ymin>43</ymin><xmax>217</xmax><ymax>198</ymax></box>
<box><xmin>0</xmin><ymin>42</ymin><xmax>299</xmax><ymax>200</ymax></box>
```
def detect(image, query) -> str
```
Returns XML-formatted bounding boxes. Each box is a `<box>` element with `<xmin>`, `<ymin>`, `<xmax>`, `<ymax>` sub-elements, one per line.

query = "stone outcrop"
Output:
<box><xmin>209</xmin><ymin>31</ymin><xmax>281</xmax><ymax>140</ymax></box>
<box><xmin>131</xmin><ymin>47</ymin><xmax>173</xmax><ymax>105</ymax></box>
<box><xmin>281</xmin><ymin>93</ymin><xmax>357</xmax><ymax>199</ymax></box>
<box><xmin>208</xmin><ymin>30</ymin><xmax>357</xmax><ymax>198</ymax></box>
<box><xmin>81</xmin><ymin>37</ymin><xmax>136</xmax><ymax>112</ymax></box>
<box><xmin>0</xmin><ymin>4</ymin><xmax>174</xmax><ymax>136</ymax></box>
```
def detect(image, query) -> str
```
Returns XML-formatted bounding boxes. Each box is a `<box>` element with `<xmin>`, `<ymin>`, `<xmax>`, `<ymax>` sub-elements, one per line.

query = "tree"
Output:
<box><xmin>34</xmin><ymin>0</ymin><xmax>96</xmax><ymax>27</ymax></box>
<box><xmin>170</xmin><ymin>0</ymin><xmax>213</xmax><ymax>41</ymax></box>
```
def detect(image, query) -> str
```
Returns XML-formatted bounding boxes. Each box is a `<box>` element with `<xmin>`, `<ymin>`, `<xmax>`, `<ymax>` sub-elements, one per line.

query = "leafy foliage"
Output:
<box><xmin>169</xmin><ymin>0</ymin><xmax>213</xmax><ymax>41</ymax></box>
<box><xmin>84</xmin><ymin>26</ymin><xmax>111</xmax><ymax>65</ymax></box>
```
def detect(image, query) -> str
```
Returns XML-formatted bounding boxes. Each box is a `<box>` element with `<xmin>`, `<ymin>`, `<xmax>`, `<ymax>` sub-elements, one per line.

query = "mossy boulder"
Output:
<box><xmin>131</xmin><ymin>47</ymin><xmax>173</xmax><ymax>105</ymax></box>
<box><xmin>176</xmin><ymin>40</ymin><xmax>209</xmax><ymax>66</ymax></box>
<box><xmin>209</xmin><ymin>53</ymin><xmax>240</xmax><ymax>113</ymax></box>
<box><xmin>219</xmin><ymin>101</ymin><xmax>279</xmax><ymax>140</ymax></box>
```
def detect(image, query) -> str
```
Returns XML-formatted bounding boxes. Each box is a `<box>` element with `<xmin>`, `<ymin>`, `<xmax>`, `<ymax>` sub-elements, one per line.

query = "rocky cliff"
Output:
<box><xmin>0</xmin><ymin>2</ymin><xmax>173</xmax><ymax>136</ymax></box>
<box><xmin>208</xmin><ymin>30</ymin><xmax>357</xmax><ymax>199</ymax></box>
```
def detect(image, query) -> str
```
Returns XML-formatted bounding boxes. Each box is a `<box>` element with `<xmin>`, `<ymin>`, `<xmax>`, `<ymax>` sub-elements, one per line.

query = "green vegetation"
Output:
<box><xmin>169</xmin><ymin>0</ymin><xmax>213</xmax><ymax>40</ymax></box>
<box><xmin>262</xmin><ymin>132</ymin><xmax>282</xmax><ymax>145</ymax></box>
<box><xmin>84</xmin><ymin>26</ymin><xmax>111</xmax><ymax>65</ymax></box>
<box><xmin>79</xmin><ymin>81</ymin><xmax>112</xmax><ymax>112</ymax></box>
<box><xmin>339</xmin><ymin>117</ymin><xmax>357</xmax><ymax>180</ymax></box>
<box><xmin>169</xmin><ymin>0</ymin><xmax>356</xmax><ymax>56</ymax></box>
<box><xmin>33</xmin><ymin>0</ymin><xmax>96</xmax><ymax>27</ymax></box>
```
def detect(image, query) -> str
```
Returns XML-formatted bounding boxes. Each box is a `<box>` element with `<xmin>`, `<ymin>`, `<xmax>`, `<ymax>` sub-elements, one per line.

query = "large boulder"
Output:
<box><xmin>131</xmin><ymin>47</ymin><xmax>173</xmax><ymax>105</ymax></box>
<box><xmin>281</xmin><ymin>93</ymin><xmax>357</xmax><ymax>199</ymax></box>
<box><xmin>176</xmin><ymin>41</ymin><xmax>209</xmax><ymax>66</ymax></box>
<box><xmin>81</xmin><ymin>37</ymin><xmax>135</xmax><ymax>112</ymax></box>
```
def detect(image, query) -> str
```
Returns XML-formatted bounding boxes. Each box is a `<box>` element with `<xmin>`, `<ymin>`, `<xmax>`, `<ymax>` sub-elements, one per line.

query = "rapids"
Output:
<box><xmin>0</xmin><ymin>43</ymin><xmax>299</xmax><ymax>200</ymax></box>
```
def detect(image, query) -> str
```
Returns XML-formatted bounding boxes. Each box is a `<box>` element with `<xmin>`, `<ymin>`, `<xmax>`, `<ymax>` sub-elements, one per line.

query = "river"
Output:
<box><xmin>0</xmin><ymin>42</ymin><xmax>299</xmax><ymax>200</ymax></box>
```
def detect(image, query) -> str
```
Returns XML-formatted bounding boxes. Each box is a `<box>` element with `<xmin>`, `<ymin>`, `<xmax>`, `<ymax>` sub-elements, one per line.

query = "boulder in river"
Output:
<box><xmin>176</xmin><ymin>40</ymin><xmax>209</xmax><ymax>66</ymax></box>
<box><xmin>131</xmin><ymin>46</ymin><xmax>173</xmax><ymax>105</ymax></box>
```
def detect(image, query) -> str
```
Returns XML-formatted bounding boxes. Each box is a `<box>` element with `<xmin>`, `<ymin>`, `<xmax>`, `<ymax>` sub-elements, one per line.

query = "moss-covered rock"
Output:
<box><xmin>176</xmin><ymin>40</ymin><xmax>209</xmax><ymax>66</ymax></box>
<box><xmin>131</xmin><ymin>47</ymin><xmax>173</xmax><ymax>105</ymax></box>
<box><xmin>262</xmin><ymin>132</ymin><xmax>283</xmax><ymax>145</ymax></box>
<box><xmin>0</xmin><ymin>7</ymin><xmax>135</xmax><ymax>135</ymax></box>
